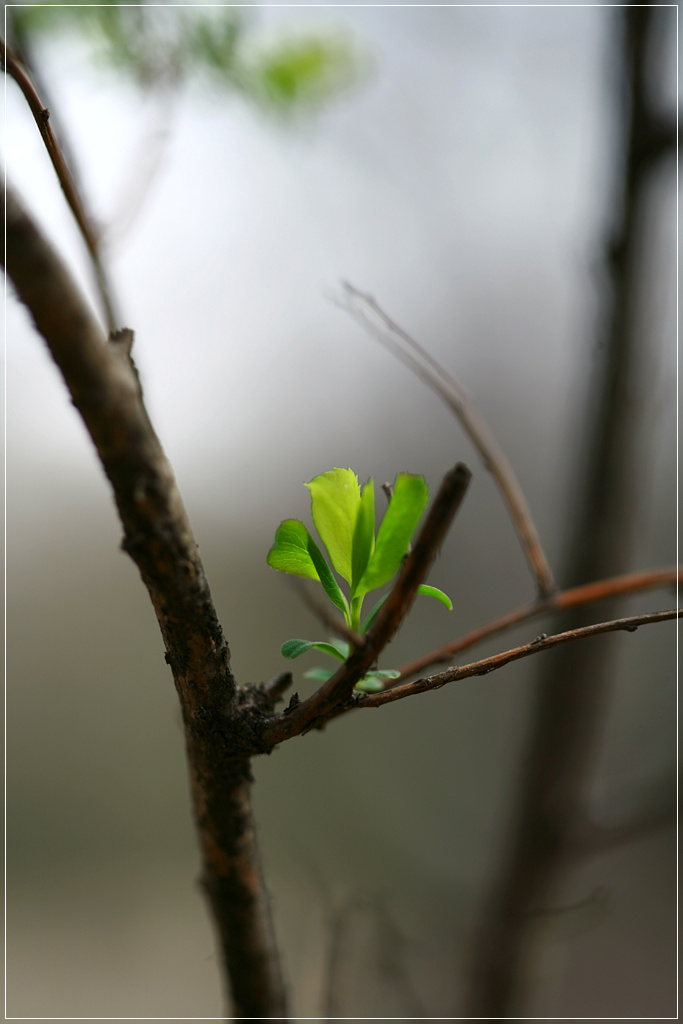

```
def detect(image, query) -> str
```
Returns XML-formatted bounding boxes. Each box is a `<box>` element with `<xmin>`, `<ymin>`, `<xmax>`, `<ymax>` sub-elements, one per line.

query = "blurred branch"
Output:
<box><xmin>464</xmin><ymin>7</ymin><xmax>678</xmax><ymax>1016</ymax></box>
<box><xmin>573</xmin><ymin>783</ymin><xmax>677</xmax><ymax>859</ymax></box>
<box><xmin>259</xmin><ymin>671</ymin><xmax>294</xmax><ymax>707</ymax></box>
<box><xmin>355</xmin><ymin>609</ymin><xmax>680</xmax><ymax>708</ymax></box>
<box><xmin>338</xmin><ymin>282</ymin><xmax>557</xmax><ymax>599</ymax></box>
<box><xmin>2</xmin><ymin>182</ymin><xmax>287</xmax><ymax>1018</ymax></box>
<box><xmin>261</xmin><ymin>463</ymin><xmax>472</xmax><ymax>745</ymax></box>
<box><xmin>1</xmin><ymin>37</ymin><xmax>119</xmax><ymax>333</ymax></box>
<box><xmin>322</xmin><ymin>895</ymin><xmax>427</xmax><ymax>1018</ymax></box>
<box><xmin>397</xmin><ymin>565</ymin><xmax>680</xmax><ymax>679</ymax></box>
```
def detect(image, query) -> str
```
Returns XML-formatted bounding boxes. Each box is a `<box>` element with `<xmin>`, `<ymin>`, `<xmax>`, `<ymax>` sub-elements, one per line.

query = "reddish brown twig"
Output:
<box><xmin>355</xmin><ymin>608</ymin><xmax>680</xmax><ymax>708</ymax></box>
<box><xmin>261</xmin><ymin>463</ymin><xmax>472</xmax><ymax>745</ymax></box>
<box><xmin>1</xmin><ymin>37</ymin><xmax>118</xmax><ymax>332</ymax></box>
<box><xmin>339</xmin><ymin>282</ymin><xmax>557</xmax><ymax>599</ymax></box>
<box><xmin>397</xmin><ymin>565</ymin><xmax>680</xmax><ymax>680</ymax></box>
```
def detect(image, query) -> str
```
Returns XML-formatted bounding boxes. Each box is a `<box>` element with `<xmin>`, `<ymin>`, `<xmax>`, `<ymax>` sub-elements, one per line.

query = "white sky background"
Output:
<box><xmin>6</xmin><ymin>3</ymin><xmax>621</xmax><ymax>536</ymax></box>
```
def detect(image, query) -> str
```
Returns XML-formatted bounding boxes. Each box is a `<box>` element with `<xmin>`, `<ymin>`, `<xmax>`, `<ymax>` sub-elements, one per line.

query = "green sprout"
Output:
<box><xmin>267</xmin><ymin>468</ymin><xmax>452</xmax><ymax>692</ymax></box>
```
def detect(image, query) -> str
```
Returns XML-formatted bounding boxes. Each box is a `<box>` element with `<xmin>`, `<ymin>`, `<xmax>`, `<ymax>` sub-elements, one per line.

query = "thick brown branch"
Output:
<box><xmin>1</xmin><ymin>36</ymin><xmax>119</xmax><ymax>332</ymax></box>
<box><xmin>397</xmin><ymin>565</ymin><xmax>680</xmax><ymax>680</ymax></box>
<box><xmin>4</xmin><ymin>182</ymin><xmax>288</xmax><ymax>1017</ymax></box>
<box><xmin>339</xmin><ymin>282</ymin><xmax>557</xmax><ymax>599</ymax></box>
<box><xmin>355</xmin><ymin>609</ymin><xmax>680</xmax><ymax>708</ymax></box>
<box><xmin>261</xmin><ymin>463</ymin><xmax>472</xmax><ymax>745</ymax></box>
<box><xmin>3</xmin><ymin>182</ymin><xmax>232</xmax><ymax>713</ymax></box>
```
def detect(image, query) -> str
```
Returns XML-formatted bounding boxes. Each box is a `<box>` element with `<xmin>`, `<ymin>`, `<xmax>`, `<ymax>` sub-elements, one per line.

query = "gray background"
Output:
<box><xmin>6</xmin><ymin>3</ymin><xmax>677</xmax><ymax>1017</ymax></box>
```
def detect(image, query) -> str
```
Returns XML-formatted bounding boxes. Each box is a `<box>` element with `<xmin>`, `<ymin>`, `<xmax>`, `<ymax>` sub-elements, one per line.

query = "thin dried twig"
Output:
<box><xmin>355</xmin><ymin>609</ymin><xmax>680</xmax><ymax>708</ymax></box>
<box><xmin>1</xmin><ymin>37</ymin><xmax>119</xmax><ymax>332</ymax></box>
<box><xmin>397</xmin><ymin>565</ymin><xmax>680</xmax><ymax>680</ymax></box>
<box><xmin>338</xmin><ymin>282</ymin><xmax>557</xmax><ymax>599</ymax></box>
<box><xmin>261</xmin><ymin>463</ymin><xmax>472</xmax><ymax>745</ymax></box>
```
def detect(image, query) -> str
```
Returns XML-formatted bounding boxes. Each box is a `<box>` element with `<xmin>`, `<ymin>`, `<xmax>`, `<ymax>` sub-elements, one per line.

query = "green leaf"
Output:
<box><xmin>267</xmin><ymin>519</ymin><xmax>349</xmax><ymax>617</ymax></box>
<box><xmin>359</xmin><ymin>592</ymin><xmax>389</xmax><ymax>634</ymax></box>
<box><xmin>306</xmin><ymin>468</ymin><xmax>360</xmax><ymax>584</ymax></box>
<box><xmin>306</xmin><ymin>534</ymin><xmax>350</xmax><ymax>619</ymax></box>
<box><xmin>355</xmin><ymin>669</ymin><xmax>401</xmax><ymax>694</ymax></box>
<box><xmin>350</xmin><ymin>478</ymin><xmax>375</xmax><ymax>598</ymax></box>
<box><xmin>355</xmin><ymin>677</ymin><xmax>385</xmax><ymax>693</ymax></box>
<box><xmin>267</xmin><ymin>519</ymin><xmax>320</xmax><ymax>579</ymax></box>
<box><xmin>417</xmin><ymin>584</ymin><xmax>453</xmax><ymax>611</ymax></box>
<box><xmin>253</xmin><ymin>35</ymin><xmax>358</xmax><ymax>107</ymax></box>
<box><xmin>281</xmin><ymin>639</ymin><xmax>346</xmax><ymax>661</ymax></box>
<box><xmin>356</xmin><ymin>473</ymin><xmax>429</xmax><ymax>596</ymax></box>
<box><xmin>325</xmin><ymin>637</ymin><xmax>351</xmax><ymax>659</ymax></box>
<box><xmin>303</xmin><ymin>666</ymin><xmax>336</xmax><ymax>683</ymax></box>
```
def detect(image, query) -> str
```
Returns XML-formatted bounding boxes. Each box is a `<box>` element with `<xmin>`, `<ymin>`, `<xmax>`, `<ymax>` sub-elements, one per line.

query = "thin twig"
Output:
<box><xmin>355</xmin><ymin>609</ymin><xmax>680</xmax><ymax>708</ymax></box>
<box><xmin>573</xmin><ymin>795</ymin><xmax>677</xmax><ymax>859</ymax></box>
<box><xmin>261</xmin><ymin>463</ymin><xmax>472</xmax><ymax>745</ymax></box>
<box><xmin>397</xmin><ymin>565</ymin><xmax>680</xmax><ymax>680</ymax></box>
<box><xmin>1</xmin><ymin>37</ymin><xmax>119</xmax><ymax>332</ymax></box>
<box><xmin>338</xmin><ymin>282</ymin><xmax>557</xmax><ymax>599</ymax></box>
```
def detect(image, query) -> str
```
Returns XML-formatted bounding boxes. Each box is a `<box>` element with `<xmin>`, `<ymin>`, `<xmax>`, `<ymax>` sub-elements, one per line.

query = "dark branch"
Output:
<box><xmin>3</xmin><ymin>182</ymin><xmax>287</xmax><ymax>1017</ymax></box>
<box><xmin>464</xmin><ymin>10</ymin><xmax>678</xmax><ymax>1015</ymax></box>
<box><xmin>261</xmin><ymin>463</ymin><xmax>472</xmax><ymax>745</ymax></box>
<box><xmin>259</xmin><ymin>671</ymin><xmax>294</xmax><ymax>706</ymax></box>
<box><xmin>3</xmin><ymin>182</ymin><xmax>233</xmax><ymax>713</ymax></box>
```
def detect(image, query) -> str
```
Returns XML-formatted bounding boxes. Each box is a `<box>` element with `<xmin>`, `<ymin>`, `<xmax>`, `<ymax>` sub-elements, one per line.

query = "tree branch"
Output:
<box><xmin>1</xmin><ymin>36</ymin><xmax>119</xmax><ymax>332</ymax></box>
<box><xmin>355</xmin><ymin>609</ymin><xmax>680</xmax><ymax>708</ymax></box>
<box><xmin>4</xmin><ymin>182</ymin><xmax>231</xmax><ymax>713</ymax></box>
<box><xmin>464</xmin><ymin>10</ymin><xmax>677</xmax><ymax>1015</ymax></box>
<box><xmin>3</xmin><ymin>182</ymin><xmax>287</xmax><ymax>1018</ymax></box>
<box><xmin>259</xmin><ymin>671</ymin><xmax>294</xmax><ymax>707</ymax></box>
<box><xmin>397</xmin><ymin>565</ymin><xmax>679</xmax><ymax>680</ymax></box>
<box><xmin>338</xmin><ymin>282</ymin><xmax>557</xmax><ymax>599</ymax></box>
<box><xmin>261</xmin><ymin>463</ymin><xmax>472</xmax><ymax>745</ymax></box>
<box><xmin>572</xmin><ymin>780</ymin><xmax>677</xmax><ymax>859</ymax></box>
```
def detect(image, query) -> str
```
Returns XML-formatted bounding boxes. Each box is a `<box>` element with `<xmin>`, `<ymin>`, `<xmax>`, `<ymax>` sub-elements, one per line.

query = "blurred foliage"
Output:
<box><xmin>7</xmin><ymin>0</ymin><xmax>365</xmax><ymax>110</ymax></box>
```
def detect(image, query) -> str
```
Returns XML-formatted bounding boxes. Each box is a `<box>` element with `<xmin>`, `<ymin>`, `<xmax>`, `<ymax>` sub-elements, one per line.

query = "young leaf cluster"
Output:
<box><xmin>268</xmin><ymin>468</ymin><xmax>452</xmax><ymax>691</ymax></box>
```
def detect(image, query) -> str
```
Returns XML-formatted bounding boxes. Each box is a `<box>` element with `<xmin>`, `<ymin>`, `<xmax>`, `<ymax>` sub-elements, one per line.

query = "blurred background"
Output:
<box><xmin>5</xmin><ymin>2</ymin><xmax>677</xmax><ymax>1018</ymax></box>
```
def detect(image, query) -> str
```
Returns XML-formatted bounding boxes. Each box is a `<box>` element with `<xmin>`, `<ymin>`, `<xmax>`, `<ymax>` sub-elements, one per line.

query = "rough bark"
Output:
<box><xmin>3</xmin><ymin>182</ymin><xmax>288</xmax><ymax>1019</ymax></box>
